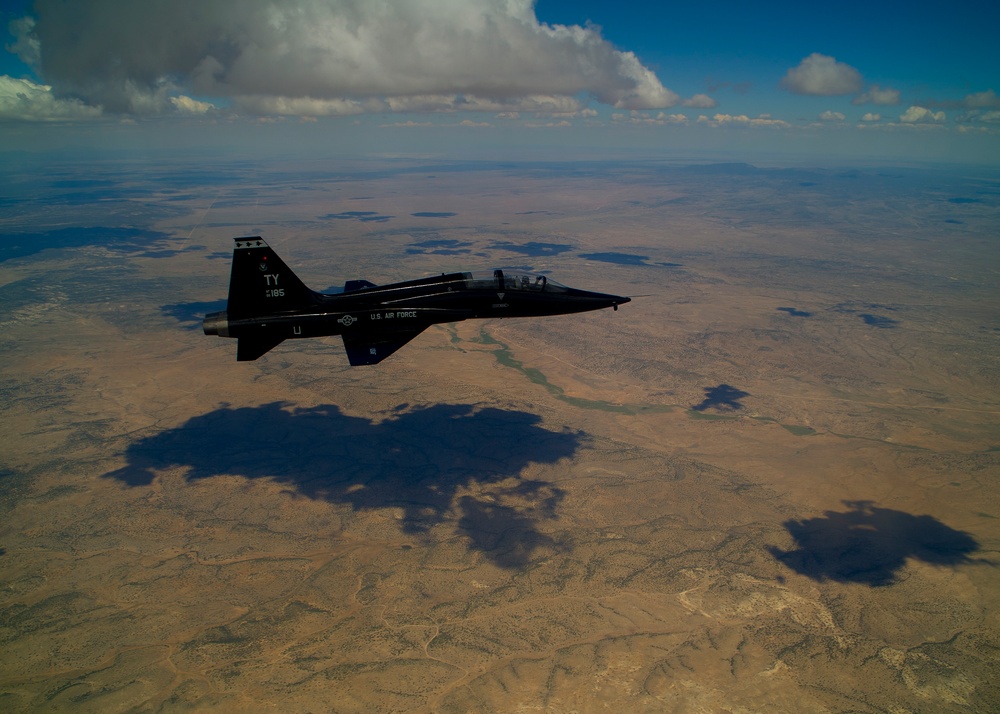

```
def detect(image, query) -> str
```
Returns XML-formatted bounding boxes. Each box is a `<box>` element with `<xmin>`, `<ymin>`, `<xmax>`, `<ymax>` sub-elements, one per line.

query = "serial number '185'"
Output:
<box><xmin>266</xmin><ymin>289</ymin><xmax>285</xmax><ymax>297</ymax></box>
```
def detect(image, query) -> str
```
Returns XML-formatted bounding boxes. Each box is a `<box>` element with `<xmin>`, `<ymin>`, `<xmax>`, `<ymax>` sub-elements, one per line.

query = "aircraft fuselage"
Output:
<box><xmin>204</xmin><ymin>237</ymin><xmax>629</xmax><ymax>364</ymax></box>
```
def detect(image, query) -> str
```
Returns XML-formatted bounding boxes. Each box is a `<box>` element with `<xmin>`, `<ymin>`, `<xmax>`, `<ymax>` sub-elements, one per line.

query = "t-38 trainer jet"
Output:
<box><xmin>204</xmin><ymin>236</ymin><xmax>630</xmax><ymax>365</ymax></box>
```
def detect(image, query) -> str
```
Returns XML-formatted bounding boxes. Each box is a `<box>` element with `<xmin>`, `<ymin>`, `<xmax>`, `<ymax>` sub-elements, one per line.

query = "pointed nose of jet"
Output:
<box><xmin>571</xmin><ymin>288</ymin><xmax>631</xmax><ymax>312</ymax></box>
<box><xmin>606</xmin><ymin>294</ymin><xmax>630</xmax><ymax>311</ymax></box>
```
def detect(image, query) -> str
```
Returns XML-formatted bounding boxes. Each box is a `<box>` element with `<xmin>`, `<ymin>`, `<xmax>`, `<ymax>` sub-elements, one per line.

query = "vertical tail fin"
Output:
<box><xmin>227</xmin><ymin>236</ymin><xmax>317</xmax><ymax>318</ymax></box>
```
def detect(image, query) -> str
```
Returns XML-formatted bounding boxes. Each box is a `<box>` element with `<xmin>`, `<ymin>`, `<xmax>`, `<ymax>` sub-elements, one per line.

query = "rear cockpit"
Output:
<box><xmin>463</xmin><ymin>269</ymin><xmax>566</xmax><ymax>293</ymax></box>
<box><xmin>326</xmin><ymin>269</ymin><xmax>568</xmax><ymax>299</ymax></box>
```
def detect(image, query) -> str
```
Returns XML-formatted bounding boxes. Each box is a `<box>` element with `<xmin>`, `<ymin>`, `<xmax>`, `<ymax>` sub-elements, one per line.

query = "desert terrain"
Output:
<box><xmin>1</xmin><ymin>156</ymin><xmax>998</xmax><ymax>712</ymax></box>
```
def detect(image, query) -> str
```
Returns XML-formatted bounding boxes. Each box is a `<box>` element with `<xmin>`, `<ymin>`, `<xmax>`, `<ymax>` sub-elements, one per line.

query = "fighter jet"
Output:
<box><xmin>203</xmin><ymin>236</ymin><xmax>630</xmax><ymax>365</ymax></box>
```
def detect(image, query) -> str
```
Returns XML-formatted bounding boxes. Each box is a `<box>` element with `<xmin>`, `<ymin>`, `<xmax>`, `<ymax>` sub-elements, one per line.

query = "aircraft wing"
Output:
<box><xmin>237</xmin><ymin>335</ymin><xmax>285</xmax><ymax>362</ymax></box>
<box><xmin>341</xmin><ymin>327</ymin><xmax>429</xmax><ymax>365</ymax></box>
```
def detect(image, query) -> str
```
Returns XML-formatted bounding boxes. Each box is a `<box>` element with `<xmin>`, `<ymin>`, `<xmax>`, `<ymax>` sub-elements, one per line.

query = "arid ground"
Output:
<box><xmin>1</xmin><ymin>157</ymin><xmax>998</xmax><ymax>712</ymax></box>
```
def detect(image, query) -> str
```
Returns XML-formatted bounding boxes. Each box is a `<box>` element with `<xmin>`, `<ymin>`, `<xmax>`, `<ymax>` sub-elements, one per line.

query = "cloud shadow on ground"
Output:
<box><xmin>0</xmin><ymin>227</ymin><xmax>175</xmax><ymax>262</ymax></box>
<box><xmin>692</xmin><ymin>384</ymin><xmax>749</xmax><ymax>412</ymax></box>
<box><xmin>768</xmin><ymin>500</ymin><xmax>984</xmax><ymax>587</ymax></box>
<box><xmin>104</xmin><ymin>402</ymin><xmax>582</xmax><ymax>569</ymax></box>
<box><xmin>777</xmin><ymin>306</ymin><xmax>812</xmax><ymax>317</ymax></box>
<box><xmin>161</xmin><ymin>299</ymin><xmax>227</xmax><ymax>329</ymax></box>
<box><xmin>489</xmin><ymin>241</ymin><xmax>574</xmax><ymax>257</ymax></box>
<box><xmin>860</xmin><ymin>313</ymin><xmax>899</xmax><ymax>328</ymax></box>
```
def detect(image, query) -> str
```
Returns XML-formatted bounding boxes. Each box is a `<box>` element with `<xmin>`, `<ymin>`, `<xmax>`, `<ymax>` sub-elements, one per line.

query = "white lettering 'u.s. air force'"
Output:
<box><xmin>370</xmin><ymin>311</ymin><xmax>418</xmax><ymax>320</ymax></box>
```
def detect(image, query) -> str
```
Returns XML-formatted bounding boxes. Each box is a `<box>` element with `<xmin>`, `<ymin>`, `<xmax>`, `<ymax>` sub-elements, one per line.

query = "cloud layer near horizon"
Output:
<box><xmin>14</xmin><ymin>0</ymin><xmax>677</xmax><ymax>116</ymax></box>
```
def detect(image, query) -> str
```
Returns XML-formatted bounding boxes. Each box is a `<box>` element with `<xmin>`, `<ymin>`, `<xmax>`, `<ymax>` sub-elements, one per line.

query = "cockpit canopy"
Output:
<box><xmin>463</xmin><ymin>269</ymin><xmax>567</xmax><ymax>293</ymax></box>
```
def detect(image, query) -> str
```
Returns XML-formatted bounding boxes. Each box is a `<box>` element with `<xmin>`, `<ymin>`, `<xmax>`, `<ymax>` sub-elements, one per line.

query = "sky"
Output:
<box><xmin>1</xmin><ymin>0</ymin><xmax>998</xmax><ymax>164</ymax></box>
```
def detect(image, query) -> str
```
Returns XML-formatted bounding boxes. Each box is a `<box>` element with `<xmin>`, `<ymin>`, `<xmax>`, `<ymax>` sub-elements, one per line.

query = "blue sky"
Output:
<box><xmin>536</xmin><ymin>0</ymin><xmax>1000</xmax><ymax>123</ymax></box>
<box><xmin>539</xmin><ymin>1</ymin><xmax>998</xmax><ymax>90</ymax></box>
<box><xmin>1</xmin><ymin>0</ymin><xmax>998</xmax><ymax>164</ymax></box>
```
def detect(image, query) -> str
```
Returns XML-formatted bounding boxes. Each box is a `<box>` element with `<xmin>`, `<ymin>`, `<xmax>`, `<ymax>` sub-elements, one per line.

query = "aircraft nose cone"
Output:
<box><xmin>582</xmin><ymin>290</ymin><xmax>630</xmax><ymax>311</ymax></box>
<box><xmin>601</xmin><ymin>292</ymin><xmax>629</xmax><ymax>305</ymax></box>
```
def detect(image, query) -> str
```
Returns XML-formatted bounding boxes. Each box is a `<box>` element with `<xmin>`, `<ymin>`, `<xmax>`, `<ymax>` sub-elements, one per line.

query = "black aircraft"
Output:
<box><xmin>203</xmin><ymin>236</ymin><xmax>630</xmax><ymax>365</ymax></box>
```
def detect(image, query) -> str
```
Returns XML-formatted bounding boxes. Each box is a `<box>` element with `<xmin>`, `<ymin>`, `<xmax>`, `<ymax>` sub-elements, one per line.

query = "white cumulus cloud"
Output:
<box><xmin>860</xmin><ymin>112</ymin><xmax>881</xmax><ymax>122</ymax></box>
<box><xmin>234</xmin><ymin>95</ymin><xmax>367</xmax><ymax>117</ymax></box>
<box><xmin>380</xmin><ymin>120</ymin><xmax>434</xmax><ymax>128</ymax></box>
<box><xmin>852</xmin><ymin>84</ymin><xmax>900</xmax><ymax>105</ymax></box>
<box><xmin>954</xmin><ymin>90</ymin><xmax>1000</xmax><ymax>127</ymax></box>
<box><xmin>7</xmin><ymin>16</ymin><xmax>40</xmax><ymax>66</ymax></box>
<box><xmin>612</xmin><ymin>110</ymin><xmax>687</xmax><ymax>125</ymax></box>
<box><xmin>900</xmin><ymin>106</ymin><xmax>946</xmax><ymax>123</ymax></box>
<box><xmin>963</xmin><ymin>89</ymin><xmax>1000</xmax><ymax>109</ymax></box>
<box><xmin>781</xmin><ymin>53</ymin><xmax>863</xmax><ymax>96</ymax></box>
<box><xmin>17</xmin><ymin>0</ymin><xmax>677</xmax><ymax>118</ymax></box>
<box><xmin>525</xmin><ymin>119</ymin><xmax>572</xmax><ymax>128</ymax></box>
<box><xmin>169</xmin><ymin>95</ymin><xmax>215</xmax><ymax>114</ymax></box>
<box><xmin>682</xmin><ymin>93</ymin><xmax>716</xmax><ymax>109</ymax></box>
<box><xmin>0</xmin><ymin>75</ymin><xmax>102</xmax><ymax>121</ymax></box>
<box><xmin>818</xmin><ymin>110</ymin><xmax>846</xmax><ymax>122</ymax></box>
<box><xmin>698</xmin><ymin>113</ymin><xmax>791</xmax><ymax>129</ymax></box>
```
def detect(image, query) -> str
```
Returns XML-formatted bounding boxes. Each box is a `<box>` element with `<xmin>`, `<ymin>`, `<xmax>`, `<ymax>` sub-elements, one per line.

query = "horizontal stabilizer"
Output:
<box><xmin>344</xmin><ymin>279</ymin><xmax>377</xmax><ymax>292</ymax></box>
<box><xmin>342</xmin><ymin>327</ymin><xmax>427</xmax><ymax>366</ymax></box>
<box><xmin>237</xmin><ymin>335</ymin><xmax>285</xmax><ymax>361</ymax></box>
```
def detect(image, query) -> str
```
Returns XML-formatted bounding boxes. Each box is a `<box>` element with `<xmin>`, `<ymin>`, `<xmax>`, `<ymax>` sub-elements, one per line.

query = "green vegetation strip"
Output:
<box><xmin>474</xmin><ymin>328</ymin><xmax>671</xmax><ymax>415</ymax></box>
<box><xmin>688</xmin><ymin>410</ymin><xmax>738</xmax><ymax>421</ymax></box>
<box><xmin>781</xmin><ymin>424</ymin><xmax>818</xmax><ymax>436</ymax></box>
<box><xmin>454</xmin><ymin>326</ymin><xmax>822</xmax><ymax>434</ymax></box>
<box><xmin>750</xmin><ymin>415</ymin><xmax>817</xmax><ymax>435</ymax></box>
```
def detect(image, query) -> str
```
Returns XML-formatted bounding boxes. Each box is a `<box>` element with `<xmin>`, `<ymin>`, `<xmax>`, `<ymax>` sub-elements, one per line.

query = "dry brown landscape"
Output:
<box><xmin>1</xmin><ymin>157</ymin><xmax>998</xmax><ymax>712</ymax></box>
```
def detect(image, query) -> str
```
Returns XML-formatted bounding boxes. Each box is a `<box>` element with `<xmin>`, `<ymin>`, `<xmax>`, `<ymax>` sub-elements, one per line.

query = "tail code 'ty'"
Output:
<box><xmin>226</xmin><ymin>236</ymin><xmax>316</xmax><ymax>318</ymax></box>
